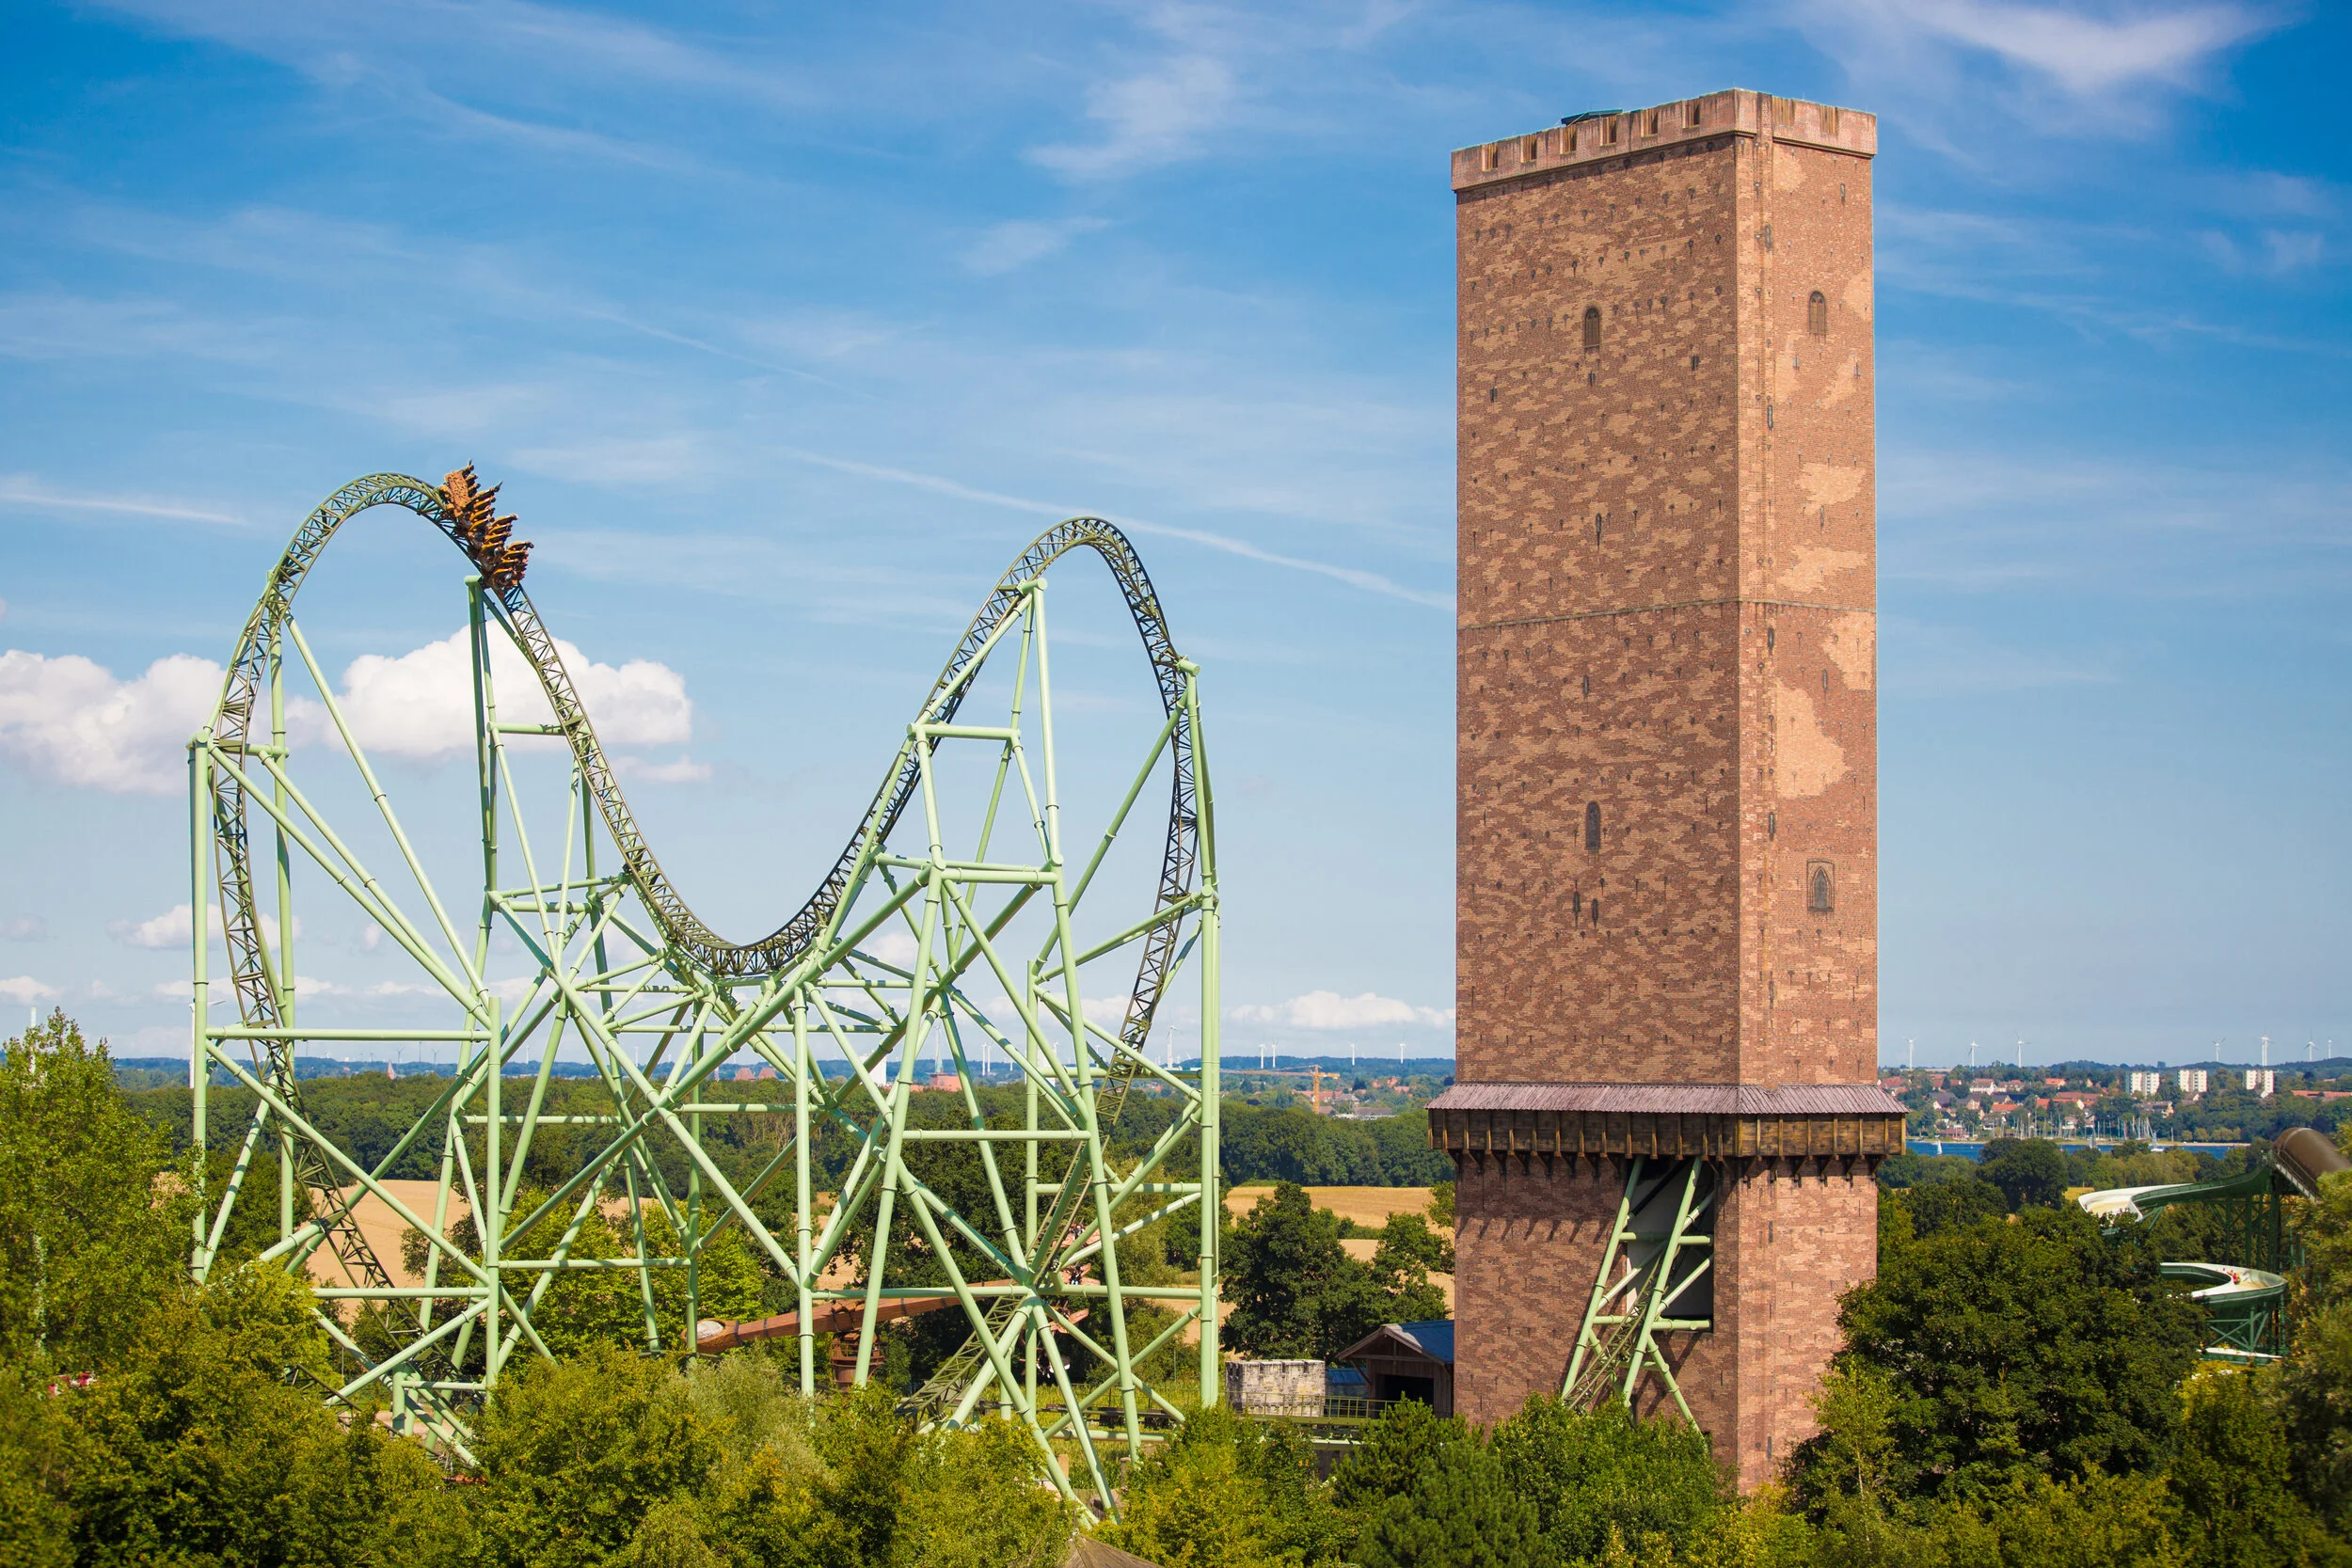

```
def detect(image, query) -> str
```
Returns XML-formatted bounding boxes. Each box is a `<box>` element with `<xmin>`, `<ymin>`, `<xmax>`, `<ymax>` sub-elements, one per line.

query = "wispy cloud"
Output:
<box><xmin>1855</xmin><ymin>0</ymin><xmax>2272</xmax><ymax>96</ymax></box>
<box><xmin>0</xmin><ymin>475</ymin><xmax>248</xmax><ymax>528</ymax></box>
<box><xmin>1802</xmin><ymin>0</ymin><xmax>2279</xmax><ymax>150</ymax></box>
<box><xmin>777</xmin><ymin>449</ymin><xmax>1454</xmax><ymax>610</ymax></box>
<box><xmin>963</xmin><ymin>217</ymin><xmax>1112</xmax><ymax>276</ymax></box>
<box><xmin>2200</xmin><ymin>229</ymin><xmax>2328</xmax><ymax>275</ymax></box>
<box><xmin>1030</xmin><ymin>55</ymin><xmax>1242</xmax><ymax>179</ymax></box>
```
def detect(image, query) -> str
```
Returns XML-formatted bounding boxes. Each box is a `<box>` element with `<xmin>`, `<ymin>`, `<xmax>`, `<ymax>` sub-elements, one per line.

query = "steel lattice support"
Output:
<box><xmin>186</xmin><ymin>471</ymin><xmax>1222</xmax><ymax>1508</ymax></box>
<box><xmin>1560</xmin><ymin>1157</ymin><xmax>1716</xmax><ymax>1426</ymax></box>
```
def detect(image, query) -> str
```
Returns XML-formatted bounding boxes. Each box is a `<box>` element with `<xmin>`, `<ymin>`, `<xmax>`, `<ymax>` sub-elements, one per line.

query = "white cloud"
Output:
<box><xmin>864</xmin><ymin>930</ymin><xmax>920</xmax><ymax>970</ymax></box>
<box><xmin>963</xmin><ymin>217</ymin><xmax>1110</xmax><ymax>277</ymax></box>
<box><xmin>0</xmin><ymin>474</ymin><xmax>248</xmax><ymax>528</ymax></box>
<box><xmin>612</xmin><ymin>752</ymin><xmax>713</xmax><ymax>784</ymax></box>
<box><xmin>109</xmin><ymin>903</ymin><xmax>295</xmax><ymax>950</ymax></box>
<box><xmin>1231</xmin><ymin>990</ymin><xmax>1454</xmax><ymax>1031</ymax></box>
<box><xmin>2201</xmin><ymin>229</ymin><xmax>2327</xmax><ymax>275</ymax></box>
<box><xmin>0</xmin><ymin>630</ymin><xmax>699</xmax><ymax>792</ymax></box>
<box><xmin>0</xmin><ymin>976</ymin><xmax>58</xmax><ymax>1006</ymax></box>
<box><xmin>1862</xmin><ymin>0</ymin><xmax>2269</xmax><ymax>96</ymax></box>
<box><xmin>292</xmin><ymin>974</ymin><xmax>440</xmax><ymax>1000</ymax></box>
<box><xmin>0</xmin><ymin>650</ymin><xmax>225</xmax><ymax>794</ymax></box>
<box><xmin>333</xmin><ymin>628</ymin><xmax>693</xmax><ymax>763</ymax></box>
<box><xmin>0</xmin><ymin>916</ymin><xmax>49</xmax><ymax>942</ymax></box>
<box><xmin>1029</xmin><ymin>55</ymin><xmax>1239</xmax><ymax>179</ymax></box>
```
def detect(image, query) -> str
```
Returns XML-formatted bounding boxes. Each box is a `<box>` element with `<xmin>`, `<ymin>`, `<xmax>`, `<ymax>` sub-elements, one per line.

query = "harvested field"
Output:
<box><xmin>1225</xmin><ymin>1184</ymin><xmax>1444</xmax><ymax>1232</ymax></box>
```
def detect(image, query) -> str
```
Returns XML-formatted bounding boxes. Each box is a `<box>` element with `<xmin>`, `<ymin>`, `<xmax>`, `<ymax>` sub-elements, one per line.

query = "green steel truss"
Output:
<box><xmin>186</xmin><ymin>472</ymin><xmax>1222</xmax><ymax>1507</ymax></box>
<box><xmin>1560</xmin><ymin>1157</ymin><xmax>1716</xmax><ymax>1425</ymax></box>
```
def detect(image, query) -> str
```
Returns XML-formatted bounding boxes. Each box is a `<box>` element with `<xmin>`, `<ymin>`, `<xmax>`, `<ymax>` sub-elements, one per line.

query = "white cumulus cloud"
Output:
<box><xmin>0</xmin><ymin>976</ymin><xmax>59</xmax><ymax>1006</ymax></box>
<box><xmin>0</xmin><ymin>650</ymin><xmax>225</xmax><ymax>794</ymax></box>
<box><xmin>109</xmin><ymin>903</ymin><xmax>295</xmax><ymax>949</ymax></box>
<box><xmin>333</xmin><ymin>627</ymin><xmax>693</xmax><ymax>763</ymax></box>
<box><xmin>0</xmin><ymin>630</ymin><xmax>700</xmax><ymax>792</ymax></box>
<box><xmin>1231</xmin><ymin>990</ymin><xmax>1454</xmax><ymax>1031</ymax></box>
<box><xmin>0</xmin><ymin>916</ymin><xmax>50</xmax><ymax>942</ymax></box>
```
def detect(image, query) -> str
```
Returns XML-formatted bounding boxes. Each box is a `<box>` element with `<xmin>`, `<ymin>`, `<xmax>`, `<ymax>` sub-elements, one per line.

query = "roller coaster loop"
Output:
<box><xmin>185</xmin><ymin>469</ymin><xmax>1223</xmax><ymax>1513</ymax></box>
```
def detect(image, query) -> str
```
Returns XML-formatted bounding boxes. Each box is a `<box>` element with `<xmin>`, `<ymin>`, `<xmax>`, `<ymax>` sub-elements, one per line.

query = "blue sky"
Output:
<box><xmin>0</xmin><ymin>0</ymin><xmax>2344</xmax><ymax>1071</ymax></box>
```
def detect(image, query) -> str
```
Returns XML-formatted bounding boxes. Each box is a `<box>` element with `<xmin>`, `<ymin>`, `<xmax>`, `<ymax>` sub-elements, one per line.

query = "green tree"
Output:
<box><xmin>0</xmin><ymin>1368</ymin><xmax>71</xmax><ymax>1568</ymax></box>
<box><xmin>1105</xmin><ymin>1405</ymin><xmax>1347</xmax><ymax>1568</ymax></box>
<box><xmin>1821</xmin><ymin>1205</ymin><xmax>2202</xmax><ymax>1499</ymax></box>
<box><xmin>1375</xmin><ymin>1210</ymin><xmax>1454</xmax><ymax>1277</ymax></box>
<box><xmin>1359</xmin><ymin>1432</ymin><xmax>1552</xmax><ymax>1568</ymax></box>
<box><xmin>1490</xmin><ymin>1395</ymin><xmax>1726</xmax><ymax>1564</ymax></box>
<box><xmin>2276</xmin><ymin>1163</ymin><xmax>2352</xmax><ymax>1526</ymax></box>
<box><xmin>1899</xmin><ymin>1180</ymin><xmax>2009</xmax><ymax>1240</ymax></box>
<box><xmin>1369</xmin><ymin>1212</ymin><xmax>1451</xmax><ymax>1323</ymax></box>
<box><xmin>0</xmin><ymin>1011</ymin><xmax>194</xmax><ymax>1371</ymax></box>
<box><xmin>50</xmin><ymin>1267</ymin><xmax>469</xmax><ymax>1567</ymax></box>
<box><xmin>1330</xmin><ymin>1399</ymin><xmax>1475</xmax><ymax>1512</ymax></box>
<box><xmin>471</xmin><ymin>1344</ymin><xmax>721</xmax><ymax>1568</ymax></box>
<box><xmin>1980</xmin><ymin>1140</ymin><xmax>2070</xmax><ymax>1212</ymax></box>
<box><xmin>1222</xmin><ymin>1182</ymin><xmax>1388</xmax><ymax>1359</ymax></box>
<box><xmin>2168</xmin><ymin>1368</ymin><xmax>2342</xmax><ymax>1568</ymax></box>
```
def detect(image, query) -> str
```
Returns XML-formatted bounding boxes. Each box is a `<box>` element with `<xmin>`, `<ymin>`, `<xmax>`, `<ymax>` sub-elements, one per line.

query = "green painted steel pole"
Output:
<box><xmin>794</xmin><ymin>997</ymin><xmax>816</xmax><ymax>1395</ymax></box>
<box><xmin>270</xmin><ymin>633</ymin><xmax>296</xmax><ymax>1243</ymax></box>
<box><xmin>187</xmin><ymin>733</ymin><xmax>212</xmax><ymax>1277</ymax></box>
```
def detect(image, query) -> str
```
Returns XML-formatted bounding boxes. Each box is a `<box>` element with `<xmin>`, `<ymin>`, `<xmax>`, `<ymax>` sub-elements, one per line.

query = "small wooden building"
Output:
<box><xmin>1335</xmin><ymin>1320</ymin><xmax>1454</xmax><ymax>1416</ymax></box>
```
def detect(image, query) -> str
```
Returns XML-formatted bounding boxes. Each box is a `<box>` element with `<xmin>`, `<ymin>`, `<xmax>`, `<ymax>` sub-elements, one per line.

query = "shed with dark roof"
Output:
<box><xmin>1334</xmin><ymin>1320</ymin><xmax>1454</xmax><ymax>1416</ymax></box>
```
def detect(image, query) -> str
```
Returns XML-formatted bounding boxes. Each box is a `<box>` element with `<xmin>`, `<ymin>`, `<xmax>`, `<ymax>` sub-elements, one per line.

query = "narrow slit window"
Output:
<box><xmin>1807</xmin><ymin>290</ymin><xmax>1829</xmax><ymax>336</ymax></box>
<box><xmin>1582</xmin><ymin>306</ymin><xmax>1602</xmax><ymax>352</ymax></box>
<box><xmin>1584</xmin><ymin>801</ymin><xmax>1602</xmax><ymax>852</ymax></box>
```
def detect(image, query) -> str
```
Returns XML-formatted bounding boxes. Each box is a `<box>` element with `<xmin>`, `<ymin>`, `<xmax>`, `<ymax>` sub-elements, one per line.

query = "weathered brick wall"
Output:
<box><xmin>1452</xmin><ymin>91</ymin><xmax>1880</xmax><ymax>1485</ymax></box>
<box><xmin>1453</xmin><ymin>1160</ymin><xmax>1878</xmax><ymax>1489</ymax></box>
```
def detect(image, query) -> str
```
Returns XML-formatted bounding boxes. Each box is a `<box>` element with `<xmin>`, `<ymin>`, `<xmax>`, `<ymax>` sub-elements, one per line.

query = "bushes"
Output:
<box><xmin>1493</xmin><ymin>1397</ymin><xmax>1727</xmax><ymax>1563</ymax></box>
<box><xmin>1105</xmin><ymin>1404</ymin><xmax>1347</xmax><ymax>1568</ymax></box>
<box><xmin>20</xmin><ymin>1267</ymin><xmax>472</xmax><ymax>1568</ymax></box>
<box><xmin>1356</xmin><ymin>1433</ymin><xmax>1549</xmax><ymax>1568</ymax></box>
<box><xmin>1326</xmin><ymin>1398</ymin><xmax>1730</xmax><ymax>1568</ymax></box>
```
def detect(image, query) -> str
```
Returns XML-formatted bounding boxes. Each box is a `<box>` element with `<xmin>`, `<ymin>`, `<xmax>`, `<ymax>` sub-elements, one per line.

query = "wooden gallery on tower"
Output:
<box><xmin>1427</xmin><ymin>89</ymin><xmax>1905</xmax><ymax>1486</ymax></box>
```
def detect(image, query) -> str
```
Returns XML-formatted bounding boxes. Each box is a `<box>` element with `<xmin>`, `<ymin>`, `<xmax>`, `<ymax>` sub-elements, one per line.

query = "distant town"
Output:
<box><xmin>1881</xmin><ymin>1056</ymin><xmax>2351</xmax><ymax>1147</ymax></box>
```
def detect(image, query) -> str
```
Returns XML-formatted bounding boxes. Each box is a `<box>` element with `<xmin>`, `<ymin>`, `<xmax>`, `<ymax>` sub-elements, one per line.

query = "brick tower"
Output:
<box><xmin>1429</xmin><ymin>91</ymin><xmax>1904</xmax><ymax>1487</ymax></box>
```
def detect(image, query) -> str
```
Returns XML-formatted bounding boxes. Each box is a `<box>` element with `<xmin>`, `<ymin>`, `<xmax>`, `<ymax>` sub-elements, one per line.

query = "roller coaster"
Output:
<box><xmin>2077</xmin><ymin>1125</ymin><xmax>2350</xmax><ymax>1361</ymax></box>
<box><xmin>184</xmin><ymin>470</ymin><xmax>1222</xmax><ymax>1508</ymax></box>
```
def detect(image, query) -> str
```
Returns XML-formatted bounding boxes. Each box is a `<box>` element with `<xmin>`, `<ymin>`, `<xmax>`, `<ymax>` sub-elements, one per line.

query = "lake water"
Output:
<box><xmin>1906</xmin><ymin>1139</ymin><xmax>2248</xmax><ymax>1161</ymax></box>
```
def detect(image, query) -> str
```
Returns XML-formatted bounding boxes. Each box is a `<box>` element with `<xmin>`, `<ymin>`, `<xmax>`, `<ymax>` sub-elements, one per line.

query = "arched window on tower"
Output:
<box><xmin>1807</xmin><ymin>290</ymin><xmax>1829</xmax><ymax>336</ymax></box>
<box><xmin>1807</xmin><ymin>860</ymin><xmax>1835</xmax><ymax>913</ymax></box>
<box><xmin>1584</xmin><ymin>800</ymin><xmax>1602</xmax><ymax>852</ymax></box>
<box><xmin>1582</xmin><ymin>306</ymin><xmax>1602</xmax><ymax>352</ymax></box>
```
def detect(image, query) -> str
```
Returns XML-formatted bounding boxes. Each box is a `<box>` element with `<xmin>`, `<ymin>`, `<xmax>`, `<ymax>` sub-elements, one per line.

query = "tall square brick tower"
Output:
<box><xmin>1428</xmin><ymin>91</ymin><xmax>1905</xmax><ymax>1487</ymax></box>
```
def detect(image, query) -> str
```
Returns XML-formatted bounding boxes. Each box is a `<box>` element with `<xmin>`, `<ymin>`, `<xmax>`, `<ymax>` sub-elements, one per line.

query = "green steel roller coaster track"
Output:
<box><xmin>186</xmin><ymin>470</ymin><xmax>1222</xmax><ymax>1510</ymax></box>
